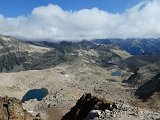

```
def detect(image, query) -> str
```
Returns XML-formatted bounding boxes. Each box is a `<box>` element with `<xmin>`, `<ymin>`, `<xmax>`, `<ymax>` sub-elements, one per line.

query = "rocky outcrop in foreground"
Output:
<box><xmin>62</xmin><ymin>93</ymin><xmax>160</xmax><ymax>120</ymax></box>
<box><xmin>62</xmin><ymin>93</ymin><xmax>117</xmax><ymax>120</ymax></box>
<box><xmin>0</xmin><ymin>96</ymin><xmax>41</xmax><ymax>120</ymax></box>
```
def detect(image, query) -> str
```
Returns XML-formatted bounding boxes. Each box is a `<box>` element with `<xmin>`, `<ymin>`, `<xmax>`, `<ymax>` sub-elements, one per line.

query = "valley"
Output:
<box><xmin>0</xmin><ymin>35</ymin><xmax>160</xmax><ymax>120</ymax></box>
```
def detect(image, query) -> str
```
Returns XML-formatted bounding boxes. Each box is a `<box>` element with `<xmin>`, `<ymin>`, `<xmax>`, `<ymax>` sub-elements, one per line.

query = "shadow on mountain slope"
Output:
<box><xmin>135</xmin><ymin>73</ymin><xmax>160</xmax><ymax>100</ymax></box>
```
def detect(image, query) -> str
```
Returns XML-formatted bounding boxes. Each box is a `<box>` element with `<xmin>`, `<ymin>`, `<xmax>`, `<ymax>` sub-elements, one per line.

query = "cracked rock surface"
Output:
<box><xmin>0</xmin><ymin>96</ymin><xmax>41</xmax><ymax>120</ymax></box>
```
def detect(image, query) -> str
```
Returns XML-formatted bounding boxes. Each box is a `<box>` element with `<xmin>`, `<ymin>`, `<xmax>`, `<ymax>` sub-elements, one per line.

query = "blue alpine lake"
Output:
<box><xmin>21</xmin><ymin>88</ymin><xmax>48</xmax><ymax>102</ymax></box>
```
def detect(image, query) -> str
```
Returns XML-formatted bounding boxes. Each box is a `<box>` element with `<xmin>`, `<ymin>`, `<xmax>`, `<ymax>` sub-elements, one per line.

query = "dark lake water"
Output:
<box><xmin>111</xmin><ymin>71</ymin><xmax>122</xmax><ymax>76</ymax></box>
<box><xmin>21</xmin><ymin>88</ymin><xmax>48</xmax><ymax>102</ymax></box>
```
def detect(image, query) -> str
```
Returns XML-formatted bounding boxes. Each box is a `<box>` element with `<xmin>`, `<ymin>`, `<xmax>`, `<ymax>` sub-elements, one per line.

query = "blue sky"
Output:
<box><xmin>0</xmin><ymin>0</ymin><xmax>140</xmax><ymax>17</ymax></box>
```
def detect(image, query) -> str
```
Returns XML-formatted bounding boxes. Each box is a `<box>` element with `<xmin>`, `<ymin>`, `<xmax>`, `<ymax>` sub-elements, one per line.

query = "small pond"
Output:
<box><xmin>111</xmin><ymin>71</ymin><xmax>122</xmax><ymax>77</ymax></box>
<box><xmin>21</xmin><ymin>88</ymin><xmax>48</xmax><ymax>103</ymax></box>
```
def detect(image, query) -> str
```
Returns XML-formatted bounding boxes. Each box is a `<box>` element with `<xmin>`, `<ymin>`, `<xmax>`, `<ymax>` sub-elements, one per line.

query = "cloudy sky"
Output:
<box><xmin>0</xmin><ymin>0</ymin><xmax>160</xmax><ymax>41</ymax></box>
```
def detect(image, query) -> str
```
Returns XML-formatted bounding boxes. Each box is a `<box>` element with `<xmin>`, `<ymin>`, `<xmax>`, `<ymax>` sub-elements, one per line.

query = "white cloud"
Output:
<box><xmin>0</xmin><ymin>0</ymin><xmax>160</xmax><ymax>41</ymax></box>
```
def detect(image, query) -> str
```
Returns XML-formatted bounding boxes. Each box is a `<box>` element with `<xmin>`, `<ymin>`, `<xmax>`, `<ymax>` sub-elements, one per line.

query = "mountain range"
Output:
<box><xmin>0</xmin><ymin>34</ymin><xmax>160</xmax><ymax>120</ymax></box>
<box><xmin>93</xmin><ymin>38</ymin><xmax>160</xmax><ymax>55</ymax></box>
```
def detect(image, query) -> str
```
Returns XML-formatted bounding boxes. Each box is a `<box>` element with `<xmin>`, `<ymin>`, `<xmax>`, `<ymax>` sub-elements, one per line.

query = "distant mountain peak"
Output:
<box><xmin>93</xmin><ymin>38</ymin><xmax>160</xmax><ymax>55</ymax></box>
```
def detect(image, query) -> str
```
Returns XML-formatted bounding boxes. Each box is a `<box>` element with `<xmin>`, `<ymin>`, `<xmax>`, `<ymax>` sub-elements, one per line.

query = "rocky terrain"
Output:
<box><xmin>0</xmin><ymin>96</ymin><xmax>41</xmax><ymax>120</ymax></box>
<box><xmin>124</xmin><ymin>61</ymin><xmax>160</xmax><ymax>111</ymax></box>
<box><xmin>125</xmin><ymin>61</ymin><xmax>160</xmax><ymax>86</ymax></box>
<box><xmin>0</xmin><ymin>35</ymin><xmax>160</xmax><ymax>120</ymax></box>
<box><xmin>0</xmin><ymin>61</ymin><xmax>133</xmax><ymax>119</ymax></box>
<box><xmin>63</xmin><ymin>93</ymin><xmax>160</xmax><ymax>120</ymax></box>
<box><xmin>0</xmin><ymin>34</ymin><xmax>50</xmax><ymax>72</ymax></box>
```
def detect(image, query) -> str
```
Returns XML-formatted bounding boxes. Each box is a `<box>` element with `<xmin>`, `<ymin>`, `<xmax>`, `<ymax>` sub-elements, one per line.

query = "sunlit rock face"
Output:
<box><xmin>0</xmin><ymin>96</ymin><xmax>41</xmax><ymax>120</ymax></box>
